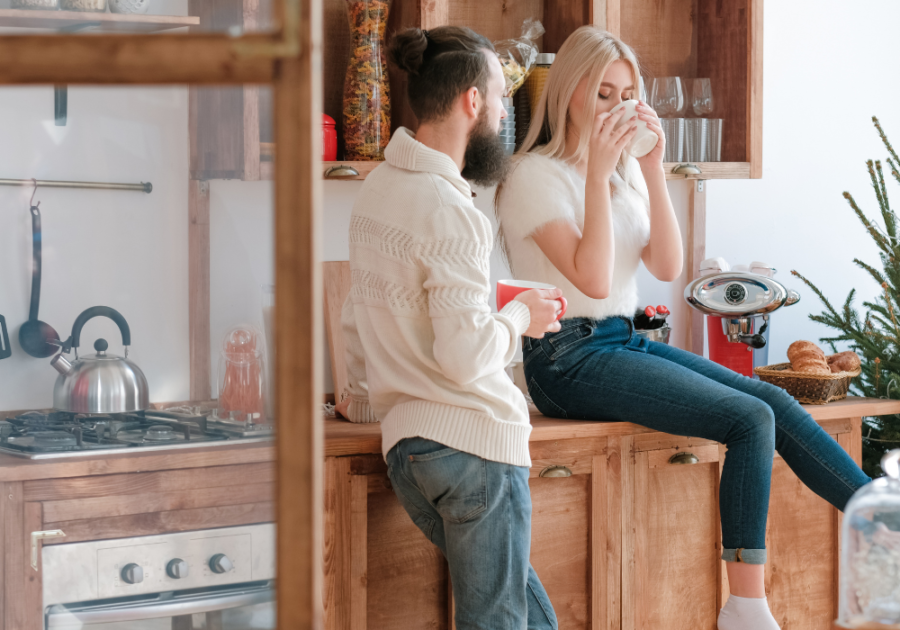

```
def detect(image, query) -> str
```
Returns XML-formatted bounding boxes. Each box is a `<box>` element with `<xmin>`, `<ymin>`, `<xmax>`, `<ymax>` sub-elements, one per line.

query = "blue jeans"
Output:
<box><xmin>386</xmin><ymin>437</ymin><xmax>558</xmax><ymax>630</ymax></box>
<box><xmin>523</xmin><ymin>316</ymin><xmax>872</xmax><ymax>565</ymax></box>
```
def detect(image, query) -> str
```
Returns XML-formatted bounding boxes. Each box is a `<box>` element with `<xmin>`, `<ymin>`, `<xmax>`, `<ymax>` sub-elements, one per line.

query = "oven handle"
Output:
<box><xmin>46</xmin><ymin>587</ymin><xmax>273</xmax><ymax>627</ymax></box>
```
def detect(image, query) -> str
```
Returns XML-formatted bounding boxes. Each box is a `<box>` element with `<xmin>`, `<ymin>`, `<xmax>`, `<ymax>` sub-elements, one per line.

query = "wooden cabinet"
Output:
<box><xmin>322</xmin><ymin>409</ymin><xmax>873</xmax><ymax>630</ymax></box>
<box><xmin>318</xmin><ymin>0</ymin><xmax>763</xmax><ymax>181</ymax></box>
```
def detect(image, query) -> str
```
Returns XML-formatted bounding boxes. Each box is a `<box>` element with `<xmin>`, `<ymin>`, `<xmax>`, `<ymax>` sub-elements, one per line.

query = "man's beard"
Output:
<box><xmin>460</xmin><ymin>109</ymin><xmax>510</xmax><ymax>187</ymax></box>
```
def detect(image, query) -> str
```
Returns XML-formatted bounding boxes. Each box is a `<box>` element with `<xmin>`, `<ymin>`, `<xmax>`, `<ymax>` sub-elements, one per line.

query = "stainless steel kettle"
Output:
<box><xmin>50</xmin><ymin>306</ymin><xmax>149</xmax><ymax>413</ymax></box>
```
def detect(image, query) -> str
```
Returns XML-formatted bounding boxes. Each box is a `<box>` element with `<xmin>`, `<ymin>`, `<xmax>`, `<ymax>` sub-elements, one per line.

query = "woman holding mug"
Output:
<box><xmin>494</xmin><ymin>25</ymin><xmax>874</xmax><ymax>630</ymax></box>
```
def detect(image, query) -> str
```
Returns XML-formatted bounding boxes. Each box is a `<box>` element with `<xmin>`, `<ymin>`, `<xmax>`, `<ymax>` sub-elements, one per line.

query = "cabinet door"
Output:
<box><xmin>761</xmin><ymin>419</ymin><xmax>859</xmax><ymax>630</ymax></box>
<box><xmin>623</xmin><ymin>436</ymin><xmax>723</xmax><ymax>630</ymax></box>
<box><xmin>528</xmin><ymin>437</ymin><xmax>607</xmax><ymax>630</ymax></box>
<box><xmin>324</xmin><ymin>455</ymin><xmax>450</xmax><ymax>630</ymax></box>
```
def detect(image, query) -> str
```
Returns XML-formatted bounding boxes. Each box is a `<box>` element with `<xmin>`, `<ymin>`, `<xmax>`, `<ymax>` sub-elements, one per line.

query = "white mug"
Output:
<box><xmin>610</xmin><ymin>99</ymin><xmax>659</xmax><ymax>158</ymax></box>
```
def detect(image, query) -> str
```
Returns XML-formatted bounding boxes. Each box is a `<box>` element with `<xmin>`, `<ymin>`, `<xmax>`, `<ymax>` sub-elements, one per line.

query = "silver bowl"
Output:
<box><xmin>634</xmin><ymin>324</ymin><xmax>671</xmax><ymax>344</ymax></box>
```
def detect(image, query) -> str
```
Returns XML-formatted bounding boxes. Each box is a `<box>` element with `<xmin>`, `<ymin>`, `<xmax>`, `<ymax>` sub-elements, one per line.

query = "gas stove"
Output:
<box><xmin>0</xmin><ymin>407</ymin><xmax>274</xmax><ymax>459</ymax></box>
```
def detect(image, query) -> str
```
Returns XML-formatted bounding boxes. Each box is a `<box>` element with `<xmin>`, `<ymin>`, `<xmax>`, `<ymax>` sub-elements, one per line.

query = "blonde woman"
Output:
<box><xmin>495</xmin><ymin>25</ymin><xmax>872</xmax><ymax>630</ymax></box>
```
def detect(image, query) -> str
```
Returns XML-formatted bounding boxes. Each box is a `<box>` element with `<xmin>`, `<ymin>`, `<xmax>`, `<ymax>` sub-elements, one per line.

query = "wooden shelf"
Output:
<box><xmin>663</xmin><ymin>162</ymin><xmax>751</xmax><ymax>180</ymax></box>
<box><xmin>258</xmin><ymin>144</ymin><xmax>382</xmax><ymax>182</ymax></box>
<box><xmin>0</xmin><ymin>8</ymin><xmax>198</xmax><ymax>32</ymax></box>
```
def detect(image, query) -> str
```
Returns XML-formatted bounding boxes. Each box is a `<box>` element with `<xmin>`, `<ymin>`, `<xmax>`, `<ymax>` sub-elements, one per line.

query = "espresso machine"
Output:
<box><xmin>684</xmin><ymin>258</ymin><xmax>801</xmax><ymax>377</ymax></box>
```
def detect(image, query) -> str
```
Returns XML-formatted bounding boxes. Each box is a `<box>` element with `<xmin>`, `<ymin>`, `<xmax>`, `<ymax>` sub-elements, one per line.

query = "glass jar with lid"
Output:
<box><xmin>838</xmin><ymin>449</ymin><xmax>900</xmax><ymax>629</ymax></box>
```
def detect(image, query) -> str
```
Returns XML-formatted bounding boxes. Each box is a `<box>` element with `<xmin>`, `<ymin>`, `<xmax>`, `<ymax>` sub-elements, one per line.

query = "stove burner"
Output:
<box><xmin>144</xmin><ymin>425</ymin><xmax>178</xmax><ymax>441</ymax></box>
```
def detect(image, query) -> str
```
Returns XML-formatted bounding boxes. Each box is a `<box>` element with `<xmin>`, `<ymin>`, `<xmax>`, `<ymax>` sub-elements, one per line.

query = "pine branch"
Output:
<box><xmin>875</xmin><ymin>116</ymin><xmax>900</xmax><ymax>168</ymax></box>
<box><xmin>845</xmin><ymin>191</ymin><xmax>891</xmax><ymax>253</ymax></box>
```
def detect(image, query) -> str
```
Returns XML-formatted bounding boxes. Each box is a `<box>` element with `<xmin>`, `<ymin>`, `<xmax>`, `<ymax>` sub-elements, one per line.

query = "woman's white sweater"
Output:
<box><xmin>496</xmin><ymin>153</ymin><xmax>651</xmax><ymax>321</ymax></box>
<box><xmin>341</xmin><ymin>128</ymin><xmax>534</xmax><ymax>468</ymax></box>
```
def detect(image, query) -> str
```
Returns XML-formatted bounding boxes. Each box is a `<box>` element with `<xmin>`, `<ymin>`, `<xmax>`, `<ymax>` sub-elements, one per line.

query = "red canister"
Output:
<box><xmin>322</xmin><ymin>114</ymin><xmax>338</xmax><ymax>161</ymax></box>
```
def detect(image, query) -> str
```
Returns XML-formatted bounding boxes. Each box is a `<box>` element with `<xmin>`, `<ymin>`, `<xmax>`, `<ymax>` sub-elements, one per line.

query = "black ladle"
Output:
<box><xmin>19</xmin><ymin>203</ymin><xmax>60</xmax><ymax>358</ymax></box>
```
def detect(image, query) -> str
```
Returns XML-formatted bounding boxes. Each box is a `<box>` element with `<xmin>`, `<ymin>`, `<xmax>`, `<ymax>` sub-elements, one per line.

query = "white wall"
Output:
<box><xmin>706</xmin><ymin>0</ymin><xmax>900</xmax><ymax>363</ymax></box>
<box><xmin>0</xmin><ymin>86</ymin><xmax>191</xmax><ymax>409</ymax></box>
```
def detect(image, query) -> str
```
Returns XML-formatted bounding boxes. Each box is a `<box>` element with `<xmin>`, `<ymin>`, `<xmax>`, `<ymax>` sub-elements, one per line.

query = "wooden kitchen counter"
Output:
<box><xmin>1</xmin><ymin>396</ymin><xmax>895</xmax><ymax>482</ymax></box>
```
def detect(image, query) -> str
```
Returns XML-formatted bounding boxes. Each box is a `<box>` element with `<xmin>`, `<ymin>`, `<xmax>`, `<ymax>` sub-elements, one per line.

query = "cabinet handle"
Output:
<box><xmin>539</xmin><ymin>465</ymin><xmax>572</xmax><ymax>478</ymax></box>
<box><xmin>672</xmin><ymin>163</ymin><xmax>702</xmax><ymax>175</ymax></box>
<box><xmin>324</xmin><ymin>165</ymin><xmax>360</xmax><ymax>179</ymax></box>
<box><xmin>669</xmin><ymin>452</ymin><xmax>700</xmax><ymax>465</ymax></box>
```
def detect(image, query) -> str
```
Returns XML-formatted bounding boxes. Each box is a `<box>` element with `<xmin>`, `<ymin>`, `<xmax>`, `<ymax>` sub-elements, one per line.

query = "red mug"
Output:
<box><xmin>496</xmin><ymin>279</ymin><xmax>567</xmax><ymax>321</ymax></box>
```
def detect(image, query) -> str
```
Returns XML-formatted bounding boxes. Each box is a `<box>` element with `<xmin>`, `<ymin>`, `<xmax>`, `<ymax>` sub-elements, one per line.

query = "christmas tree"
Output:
<box><xmin>792</xmin><ymin>117</ymin><xmax>900</xmax><ymax>477</ymax></box>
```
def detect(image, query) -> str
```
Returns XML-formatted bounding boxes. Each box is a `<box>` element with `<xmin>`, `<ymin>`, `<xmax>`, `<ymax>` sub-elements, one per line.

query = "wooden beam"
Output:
<box><xmin>274</xmin><ymin>0</ymin><xmax>323</xmax><ymax>626</ymax></box>
<box><xmin>748</xmin><ymin>0</ymin><xmax>764</xmax><ymax>178</ymax></box>
<box><xmin>188</xmin><ymin>179</ymin><xmax>211</xmax><ymax>401</ymax></box>
<box><xmin>0</xmin><ymin>34</ymin><xmax>276</xmax><ymax>85</ymax></box>
<box><xmin>686</xmin><ymin>180</ymin><xmax>707</xmax><ymax>356</ymax></box>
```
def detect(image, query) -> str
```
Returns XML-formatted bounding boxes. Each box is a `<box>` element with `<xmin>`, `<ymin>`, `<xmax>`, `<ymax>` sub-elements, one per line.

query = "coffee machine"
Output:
<box><xmin>684</xmin><ymin>259</ymin><xmax>801</xmax><ymax>377</ymax></box>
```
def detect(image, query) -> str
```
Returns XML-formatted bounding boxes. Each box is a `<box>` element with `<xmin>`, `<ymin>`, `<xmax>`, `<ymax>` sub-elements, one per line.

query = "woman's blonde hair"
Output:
<box><xmin>519</xmin><ymin>25</ymin><xmax>642</xmax><ymax>169</ymax></box>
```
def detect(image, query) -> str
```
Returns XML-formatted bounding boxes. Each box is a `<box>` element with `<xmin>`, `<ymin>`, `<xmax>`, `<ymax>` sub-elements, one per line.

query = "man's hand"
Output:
<box><xmin>515</xmin><ymin>288</ymin><xmax>564</xmax><ymax>339</ymax></box>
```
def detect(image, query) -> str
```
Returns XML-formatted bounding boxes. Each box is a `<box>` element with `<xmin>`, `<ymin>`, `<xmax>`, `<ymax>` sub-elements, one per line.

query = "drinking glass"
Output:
<box><xmin>640</xmin><ymin>76</ymin><xmax>654</xmax><ymax>104</ymax></box>
<box><xmin>650</xmin><ymin>77</ymin><xmax>685</xmax><ymax>118</ymax></box>
<box><xmin>691</xmin><ymin>78</ymin><xmax>714</xmax><ymax>117</ymax></box>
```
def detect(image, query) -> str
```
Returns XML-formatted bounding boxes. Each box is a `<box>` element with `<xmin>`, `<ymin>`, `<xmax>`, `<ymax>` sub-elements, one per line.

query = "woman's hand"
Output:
<box><xmin>335</xmin><ymin>394</ymin><xmax>350</xmax><ymax>419</ymax></box>
<box><xmin>587</xmin><ymin>108</ymin><xmax>637</xmax><ymax>181</ymax></box>
<box><xmin>634</xmin><ymin>101</ymin><xmax>665</xmax><ymax>171</ymax></box>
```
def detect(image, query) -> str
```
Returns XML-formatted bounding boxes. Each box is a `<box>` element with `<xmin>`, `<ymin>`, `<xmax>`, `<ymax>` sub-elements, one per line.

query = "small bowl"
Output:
<box><xmin>634</xmin><ymin>325</ymin><xmax>671</xmax><ymax>345</ymax></box>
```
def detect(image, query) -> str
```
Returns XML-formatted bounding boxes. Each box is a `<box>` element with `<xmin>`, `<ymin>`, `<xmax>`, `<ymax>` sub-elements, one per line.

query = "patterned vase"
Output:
<box><xmin>342</xmin><ymin>0</ymin><xmax>391</xmax><ymax>161</ymax></box>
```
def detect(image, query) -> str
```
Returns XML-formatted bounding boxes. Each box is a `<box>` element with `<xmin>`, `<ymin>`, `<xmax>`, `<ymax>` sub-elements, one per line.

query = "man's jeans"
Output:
<box><xmin>386</xmin><ymin>437</ymin><xmax>558</xmax><ymax>630</ymax></box>
<box><xmin>523</xmin><ymin>316</ymin><xmax>872</xmax><ymax>565</ymax></box>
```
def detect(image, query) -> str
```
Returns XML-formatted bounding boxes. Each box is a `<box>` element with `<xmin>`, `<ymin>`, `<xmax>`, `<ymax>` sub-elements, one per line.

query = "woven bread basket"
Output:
<box><xmin>754</xmin><ymin>358</ymin><xmax>861</xmax><ymax>405</ymax></box>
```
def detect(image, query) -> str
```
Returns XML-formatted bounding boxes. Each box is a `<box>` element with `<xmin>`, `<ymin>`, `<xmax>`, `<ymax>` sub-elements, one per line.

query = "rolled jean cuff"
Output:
<box><xmin>722</xmin><ymin>548</ymin><xmax>767</xmax><ymax>564</ymax></box>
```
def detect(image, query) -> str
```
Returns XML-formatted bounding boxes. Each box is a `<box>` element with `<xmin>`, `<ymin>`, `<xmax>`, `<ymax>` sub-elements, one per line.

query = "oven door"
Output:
<box><xmin>45</xmin><ymin>581</ymin><xmax>274</xmax><ymax>630</ymax></box>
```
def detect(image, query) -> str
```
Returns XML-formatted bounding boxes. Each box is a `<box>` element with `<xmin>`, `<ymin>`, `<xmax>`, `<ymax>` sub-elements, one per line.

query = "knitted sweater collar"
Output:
<box><xmin>385</xmin><ymin>127</ymin><xmax>473</xmax><ymax>198</ymax></box>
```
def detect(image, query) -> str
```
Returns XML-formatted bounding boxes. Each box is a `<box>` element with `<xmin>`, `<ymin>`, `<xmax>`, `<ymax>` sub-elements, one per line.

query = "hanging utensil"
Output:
<box><xmin>0</xmin><ymin>314</ymin><xmax>11</xmax><ymax>360</ymax></box>
<box><xmin>19</xmin><ymin>202</ymin><xmax>61</xmax><ymax>358</ymax></box>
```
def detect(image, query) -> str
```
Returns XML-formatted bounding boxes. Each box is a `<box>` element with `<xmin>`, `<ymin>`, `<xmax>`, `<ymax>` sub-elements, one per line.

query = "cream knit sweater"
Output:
<box><xmin>341</xmin><ymin>128</ymin><xmax>534</xmax><ymax>467</ymax></box>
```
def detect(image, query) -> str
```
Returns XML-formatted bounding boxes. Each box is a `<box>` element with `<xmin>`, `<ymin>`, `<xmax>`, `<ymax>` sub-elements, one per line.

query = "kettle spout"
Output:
<box><xmin>51</xmin><ymin>353</ymin><xmax>73</xmax><ymax>376</ymax></box>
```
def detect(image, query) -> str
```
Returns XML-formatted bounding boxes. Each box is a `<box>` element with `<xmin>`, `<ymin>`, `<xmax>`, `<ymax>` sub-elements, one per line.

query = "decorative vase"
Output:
<box><xmin>109</xmin><ymin>0</ymin><xmax>150</xmax><ymax>14</ymax></box>
<box><xmin>342</xmin><ymin>0</ymin><xmax>391</xmax><ymax>161</ymax></box>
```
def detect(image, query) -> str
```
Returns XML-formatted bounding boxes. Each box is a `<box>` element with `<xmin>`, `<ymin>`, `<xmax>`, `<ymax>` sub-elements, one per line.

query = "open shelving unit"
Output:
<box><xmin>0</xmin><ymin>8</ymin><xmax>198</xmax><ymax>32</ymax></box>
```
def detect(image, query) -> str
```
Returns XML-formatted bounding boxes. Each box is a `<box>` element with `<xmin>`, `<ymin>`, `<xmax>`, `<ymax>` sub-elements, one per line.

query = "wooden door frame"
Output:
<box><xmin>0</xmin><ymin>3</ymin><xmax>323</xmax><ymax>628</ymax></box>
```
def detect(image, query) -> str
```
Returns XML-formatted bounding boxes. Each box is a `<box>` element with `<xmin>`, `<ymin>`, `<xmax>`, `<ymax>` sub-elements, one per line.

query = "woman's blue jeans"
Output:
<box><xmin>386</xmin><ymin>437</ymin><xmax>558</xmax><ymax>630</ymax></box>
<box><xmin>523</xmin><ymin>316</ymin><xmax>871</xmax><ymax>564</ymax></box>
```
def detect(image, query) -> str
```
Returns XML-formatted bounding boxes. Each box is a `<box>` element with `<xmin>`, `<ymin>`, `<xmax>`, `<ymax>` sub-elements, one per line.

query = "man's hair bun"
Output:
<box><xmin>388</xmin><ymin>28</ymin><xmax>429</xmax><ymax>75</ymax></box>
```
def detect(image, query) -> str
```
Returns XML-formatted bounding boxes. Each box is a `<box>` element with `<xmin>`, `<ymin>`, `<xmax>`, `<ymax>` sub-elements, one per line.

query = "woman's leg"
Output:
<box><xmin>644</xmin><ymin>342</ymin><xmax>872</xmax><ymax>508</ymax></box>
<box><xmin>525</xmin><ymin>341</ymin><xmax>776</xmax><ymax>565</ymax></box>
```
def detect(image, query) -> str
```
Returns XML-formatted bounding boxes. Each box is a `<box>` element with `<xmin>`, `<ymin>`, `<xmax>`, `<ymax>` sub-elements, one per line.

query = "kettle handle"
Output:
<box><xmin>69</xmin><ymin>307</ymin><xmax>132</xmax><ymax>350</ymax></box>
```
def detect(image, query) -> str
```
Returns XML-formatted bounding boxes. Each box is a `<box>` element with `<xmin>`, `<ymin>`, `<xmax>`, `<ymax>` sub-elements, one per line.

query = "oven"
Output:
<box><xmin>42</xmin><ymin>524</ymin><xmax>275</xmax><ymax>630</ymax></box>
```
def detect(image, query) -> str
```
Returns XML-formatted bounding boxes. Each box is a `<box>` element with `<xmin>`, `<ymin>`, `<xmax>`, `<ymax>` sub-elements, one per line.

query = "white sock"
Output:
<box><xmin>717</xmin><ymin>595</ymin><xmax>781</xmax><ymax>630</ymax></box>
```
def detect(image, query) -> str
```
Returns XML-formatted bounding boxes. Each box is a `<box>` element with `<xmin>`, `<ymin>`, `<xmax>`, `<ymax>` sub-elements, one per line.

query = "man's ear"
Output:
<box><xmin>461</xmin><ymin>86</ymin><xmax>480</xmax><ymax>121</ymax></box>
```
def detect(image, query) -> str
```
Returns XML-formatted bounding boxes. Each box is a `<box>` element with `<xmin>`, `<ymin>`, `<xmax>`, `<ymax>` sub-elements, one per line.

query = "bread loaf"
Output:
<box><xmin>787</xmin><ymin>340</ymin><xmax>831</xmax><ymax>375</ymax></box>
<box><xmin>828</xmin><ymin>351</ymin><xmax>861</xmax><ymax>373</ymax></box>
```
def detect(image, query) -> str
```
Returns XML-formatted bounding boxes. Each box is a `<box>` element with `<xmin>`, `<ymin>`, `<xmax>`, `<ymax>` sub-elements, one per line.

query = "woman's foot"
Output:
<box><xmin>717</xmin><ymin>595</ymin><xmax>781</xmax><ymax>630</ymax></box>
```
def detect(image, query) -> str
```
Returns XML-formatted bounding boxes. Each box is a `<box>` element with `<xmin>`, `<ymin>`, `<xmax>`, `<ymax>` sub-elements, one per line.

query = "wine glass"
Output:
<box><xmin>691</xmin><ymin>78</ymin><xmax>714</xmax><ymax>117</ymax></box>
<box><xmin>650</xmin><ymin>77</ymin><xmax>685</xmax><ymax>118</ymax></box>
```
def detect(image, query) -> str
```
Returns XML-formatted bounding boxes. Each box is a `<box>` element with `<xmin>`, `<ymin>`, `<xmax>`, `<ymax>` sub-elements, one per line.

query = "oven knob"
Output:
<box><xmin>166</xmin><ymin>558</ymin><xmax>189</xmax><ymax>579</ymax></box>
<box><xmin>121</xmin><ymin>563</ymin><xmax>143</xmax><ymax>584</ymax></box>
<box><xmin>209</xmin><ymin>554</ymin><xmax>234</xmax><ymax>574</ymax></box>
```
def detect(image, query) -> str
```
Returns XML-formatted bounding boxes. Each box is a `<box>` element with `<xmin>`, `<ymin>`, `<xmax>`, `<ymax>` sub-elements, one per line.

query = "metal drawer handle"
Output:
<box><xmin>539</xmin><ymin>465</ymin><xmax>572</xmax><ymax>478</ymax></box>
<box><xmin>672</xmin><ymin>163</ymin><xmax>702</xmax><ymax>175</ymax></box>
<box><xmin>669</xmin><ymin>452</ymin><xmax>700</xmax><ymax>465</ymax></box>
<box><xmin>324</xmin><ymin>165</ymin><xmax>360</xmax><ymax>179</ymax></box>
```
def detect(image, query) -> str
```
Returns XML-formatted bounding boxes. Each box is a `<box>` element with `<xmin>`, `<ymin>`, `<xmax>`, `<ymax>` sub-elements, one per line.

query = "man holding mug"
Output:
<box><xmin>335</xmin><ymin>25</ymin><xmax>564</xmax><ymax>630</ymax></box>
